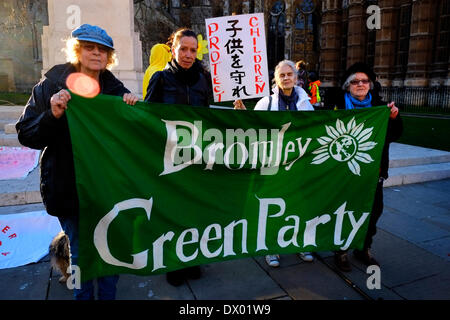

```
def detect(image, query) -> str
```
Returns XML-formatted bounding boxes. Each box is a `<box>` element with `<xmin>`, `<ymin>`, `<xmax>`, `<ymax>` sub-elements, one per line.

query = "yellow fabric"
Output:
<box><xmin>142</xmin><ymin>44</ymin><xmax>172</xmax><ymax>99</ymax></box>
<box><xmin>196</xmin><ymin>34</ymin><xmax>209</xmax><ymax>61</ymax></box>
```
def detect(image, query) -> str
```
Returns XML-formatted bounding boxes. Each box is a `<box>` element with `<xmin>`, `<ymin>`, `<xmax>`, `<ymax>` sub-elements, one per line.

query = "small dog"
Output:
<box><xmin>49</xmin><ymin>231</ymin><xmax>71</xmax><ymax>284</ymax></box>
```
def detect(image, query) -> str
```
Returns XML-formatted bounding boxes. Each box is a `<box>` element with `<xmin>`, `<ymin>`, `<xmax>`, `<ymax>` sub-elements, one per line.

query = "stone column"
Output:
<box><xmin>41</xmin><ymin>0</ymin><xmax>143</xmax><ymax>95</ymax></box>
<box><xmin>404</xmin><ymin>0</ymin><xmax>435</xmax><ymax>87</ymax></box>
<box><xmin>373</xmin><ymin>0</ymin><xmax>399</xmax><ymax>87</ymax></box>
<box><xmin>320</xmin><ymin>0</ymin><xmax>342</xmax><ymax>87</ymax></box>
<box><xmin>346</xmin><ymin>0</ymin><xmax>366</xmax><ymax>67</ymax></box>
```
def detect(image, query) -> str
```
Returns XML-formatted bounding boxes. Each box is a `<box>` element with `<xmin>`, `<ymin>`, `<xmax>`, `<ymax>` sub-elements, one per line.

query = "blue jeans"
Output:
<box><xmin>58</xmin><ymin>215</ymin><xmax>119</xmax><ymax>300</ymax></box>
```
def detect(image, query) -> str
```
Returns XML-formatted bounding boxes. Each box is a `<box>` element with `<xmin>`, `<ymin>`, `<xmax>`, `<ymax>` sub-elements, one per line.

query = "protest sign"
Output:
<box><xmin>205</xmin><ymin>13</ymin><xmax>270</xmax><ymax>102</ymax></box>
<box><xmin>0</xmin><ymin>210</ymin><xmax>61</xmax><ymax>269</ymax></box>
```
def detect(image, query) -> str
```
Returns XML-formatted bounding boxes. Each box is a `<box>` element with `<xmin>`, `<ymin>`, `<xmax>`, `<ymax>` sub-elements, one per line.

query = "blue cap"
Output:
<box><xmin>71</xmin><ymin>24</ymin><xmax>114</xmax><ymax>50</ymax></box>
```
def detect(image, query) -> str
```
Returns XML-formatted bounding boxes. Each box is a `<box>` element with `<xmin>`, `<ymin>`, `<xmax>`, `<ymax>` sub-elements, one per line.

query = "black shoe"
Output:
<box><xmin>334</xmin><ymin>251</ymin><xmax>352</xmax><ymax>272</ymax></box>
<box><xmin>166</xmin><ymin>270</ymin><xmax>185</xmax><ymax>287</ymax></box>
<box><xmin>184</xmin><ymin>266</ymin><xmax>202</xmax><ymax>280</ymax></box>
<box><xmin>354</xmin><ymin>249</ymin><xmax>380</xmax><ymax>266</ymax></box>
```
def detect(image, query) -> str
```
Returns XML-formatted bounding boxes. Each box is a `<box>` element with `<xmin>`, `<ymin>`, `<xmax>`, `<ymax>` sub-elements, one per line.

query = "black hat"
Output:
<box><xmin>308</xmin><ymin>71</ymin><xmax>319</xmax><ymax>82</ymax></box>
<box><xmin>342</xmin><ymin>62</ymin><xmax>376</xmax><ymax>85</ymax></box>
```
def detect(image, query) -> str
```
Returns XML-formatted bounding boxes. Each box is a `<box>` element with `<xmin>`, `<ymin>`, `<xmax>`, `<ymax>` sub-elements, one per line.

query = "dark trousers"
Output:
<box><xmin>58</xmin><ymin>215</ymin><xmax>119</xmax><ymax>300</ymax></box>
<box><xmin>363</xmin><ymin>180</ymin><xmax>384</xmax><ymax>249</ymax></box>
<box><xmin>336</xmin><ymin>179</ymin><xmax>384</xmax><ymax>253</ymax></box>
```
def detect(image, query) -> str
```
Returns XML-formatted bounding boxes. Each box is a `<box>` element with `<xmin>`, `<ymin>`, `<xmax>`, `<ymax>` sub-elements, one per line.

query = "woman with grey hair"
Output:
<box><xmin>234</xmin><ymin>59</ymin><xmax>315</xmax><ymax>267</ymax></box>
<box><xmin>234</xmin><ymin>59</ymin><xmax>313</xmax><ymax>111</ymax></box>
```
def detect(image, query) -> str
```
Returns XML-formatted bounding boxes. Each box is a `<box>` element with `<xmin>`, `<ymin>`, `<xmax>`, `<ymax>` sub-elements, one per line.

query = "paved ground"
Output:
<box><xmin>0</xmin><ymin>179</ymin><xmax>448</xmax><ymax>302</ymax></box>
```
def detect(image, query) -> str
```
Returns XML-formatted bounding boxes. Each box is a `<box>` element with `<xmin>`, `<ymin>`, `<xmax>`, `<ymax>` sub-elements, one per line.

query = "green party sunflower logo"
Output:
<box><xmin>311</xmin><ymin>118</ymin><xmax>377</xmax><ymax>176</ymax></box>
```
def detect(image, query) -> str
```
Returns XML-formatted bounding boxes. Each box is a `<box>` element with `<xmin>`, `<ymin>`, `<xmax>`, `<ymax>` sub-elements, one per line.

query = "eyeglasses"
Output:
<box><xmin>81</xmin><ymin>43</ymin><xmax>109</xmax><ymax>53</ymax></box>
<box><xmin>350</xmin><ymin>79</ymin><xmax>370</xmax><ymax>85</ymax></box>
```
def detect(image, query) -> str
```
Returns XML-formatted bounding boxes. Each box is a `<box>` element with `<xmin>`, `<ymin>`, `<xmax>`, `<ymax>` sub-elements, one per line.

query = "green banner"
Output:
<box><xmin>66</xmin><ymin>93</ymin><xmax>389</xmax><ymax>282</ymax></box>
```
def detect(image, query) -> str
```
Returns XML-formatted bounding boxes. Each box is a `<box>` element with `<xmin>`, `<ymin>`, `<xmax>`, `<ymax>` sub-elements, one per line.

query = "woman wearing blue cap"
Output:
<box><xmin>16</xmin><ymin>24</ymin><xmax>138</xmax><ymax>300</ymax></box>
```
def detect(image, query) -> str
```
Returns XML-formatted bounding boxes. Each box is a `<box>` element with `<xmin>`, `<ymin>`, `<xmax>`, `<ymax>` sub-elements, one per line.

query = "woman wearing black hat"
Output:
<box><xmin>332</xmin><ymin>62</ymin><xmax>403</xmax><ymax>272</ymax></box>
<box><xmin>16</xmin><ymin>24</ymin><xmax>139</xmax><ymax>299</ymax></box>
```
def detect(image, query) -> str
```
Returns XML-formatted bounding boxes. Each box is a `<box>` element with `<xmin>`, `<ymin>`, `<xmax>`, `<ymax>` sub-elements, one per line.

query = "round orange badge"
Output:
<box><xmin>66</xmin><ymin>73</ymin><xmax>100</xmax><ymax>98</ymax></box>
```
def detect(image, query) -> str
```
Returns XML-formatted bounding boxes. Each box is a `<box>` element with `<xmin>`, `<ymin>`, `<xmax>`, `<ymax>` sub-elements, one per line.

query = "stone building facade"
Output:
<box><xmin>137</xmin><ymin>0</ymin><xmax>448</xmax><ymax>90</ymax></box>
<box><xmin>0</xmin><ymin>0</ymin><xmax>48</xmax><ymax>92</ymax></box>
<box><xmin>1</xmin><ymin>0</ymin><xmax>449</xmax><ymax>95</ymax></box>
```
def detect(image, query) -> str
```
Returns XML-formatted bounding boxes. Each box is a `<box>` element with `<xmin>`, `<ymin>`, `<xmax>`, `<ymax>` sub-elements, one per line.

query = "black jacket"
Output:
<box><xmin>334</xmin><ymin>91</ymin><xmax>403</xmax><ymax>179</ymax></box>
<box><xmin>15</xmin><ymin>63</ymin><xmax>130</xmax><ymax>217</ymax></box>
<box><xmin>144</xmin><ymin>59</ymin><xmax>211</xmax><ymax>107</ymax></box>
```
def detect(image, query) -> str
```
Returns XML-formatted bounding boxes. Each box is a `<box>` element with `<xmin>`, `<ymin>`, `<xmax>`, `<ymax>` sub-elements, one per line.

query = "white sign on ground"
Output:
<box><xmin>0</xmin><ymin>211</ymin><xmax>62</xmax><ymax>269</ymax></box>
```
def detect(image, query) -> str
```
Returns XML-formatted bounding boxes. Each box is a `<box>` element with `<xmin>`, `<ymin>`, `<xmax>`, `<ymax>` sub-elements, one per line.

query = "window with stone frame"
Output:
<box><xmin>292</xmin><ymin>0</ymin><xmax>320</xmax><ymax>72</ymax></box>
<box><xmin>432</xmin><ymin>0</ymin><xmax>450</xmax><ymax>79</ymax></box>
<box><xmin>267</xmin><ymin>1</ymin><xmax>286</xmax><ymax>71</ymax></box>
<box><xmin>364</xmin><ymin>0</ymin><xmax>378</xmax><ymax>69</ymax></box>
<box><xmin>394</xmin><ymin>2</ymin><xmax>412</xmax><ymax>80</ymax></box>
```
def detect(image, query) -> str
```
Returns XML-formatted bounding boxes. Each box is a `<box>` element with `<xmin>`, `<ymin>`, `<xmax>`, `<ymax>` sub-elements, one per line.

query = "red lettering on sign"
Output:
<box><xmin>8</xmin><ymin>233</ymin><xmax>17</xmax><ymax>239</ymax></box>
<box><xmin>211</xmin><ymin>63</ymin><xmax>220</xmax><ymax>76</ymax></box>
<box><xmin>254</xmin><ymin>64</ymin><xmax>262</xmax><ymax>76</ymax></box>
<box><xmin>210</xmin><ymin>51</ymin><xmax>221</xmax><ymax>63</ymax></box>
<box><xmin>253</xmin><ymin>55</ymin><xmax>262</xmax><ymax>64</ymax></box>
<box><xmin>213</xmin><ymin>77</ymin><xmax>221</xmax><ymax>85</ymax></box>
<box><xmin>256</xmin><ymin>82</ymin><xmax>266</xmax><ymax>94</ymax></box>
<box><xmin>249</xmin><ymin>16</ymin><xmax>258</xmax><ymax>27</ymax></box>
<box><xmin>250</xmin><ymin>28</ymin><xmax>260</xmax><ymax>37</ymax></box>
<box><xmin>2</xmin><ymin>226</ymin><xmax>10</xmax><ymax>233</ymax></box>
<box><xmin>1</xmin><ymin>252</ymin><xmax>10</xmax><ymax>257</ymax></box>
<box><xmin>208</xmin><ymin>23</ymin><xmax>219</xmax><ymax>37</ymax></box>
<box><xmin>0</xmin><ymin>240</ymin><xmax>2</xmax><ymax>246</ymax></box>
<box><xmin>253</xmin><ymin>38</ymin><xmax>261</xmax><ymax>53</ymax></box>
<box><xmin>213</xmin><ymin>86</ymin><xmax>224</xmax><ymax>102</ymax></box>
<box><xmin>209</xmin><ymin>36</ymin><xmax>220</xmax><ymax>51</ymax></box>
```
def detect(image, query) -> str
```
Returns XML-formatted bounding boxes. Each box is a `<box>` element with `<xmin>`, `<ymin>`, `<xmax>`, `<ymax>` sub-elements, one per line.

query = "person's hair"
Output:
<box><xmin>295</xmin><ymin>60</ymin><xmax>307</xmax><ymax>70</ymax></box>
<box><xmin>342</xmin><ymin>73</ymin><xmax>374</xmax><ymax>91</ymax></box>
<box><xmin>273</xmin><ymin>60</ymin><xmax>298</xmax><ymax>89</ymax></box>
<box><xmin>168</xmin><ymin>28</ymin><xmax>198</xmax><ymax>49</ymax></box>
<box><xmin>63</xmin><ymin>38</ymin><xmax>118</xmax><ymax>70</ymax></box>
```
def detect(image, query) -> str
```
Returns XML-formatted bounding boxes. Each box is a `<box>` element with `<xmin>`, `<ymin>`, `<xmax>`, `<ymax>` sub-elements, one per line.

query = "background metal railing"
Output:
<box><xmin>380</xmin><ymin>87</ymin><xmax>450</xmax><ymax>114</ymax></box>
<box><xmin>321</xmin><ymin>86</ymin><xmax>450</xmax><ymax>114</ymax></box>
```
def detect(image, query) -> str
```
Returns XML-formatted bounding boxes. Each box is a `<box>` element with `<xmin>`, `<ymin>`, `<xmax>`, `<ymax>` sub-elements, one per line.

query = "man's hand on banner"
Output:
<box><xmin>233</xmin><ymin>99</ymin><xmax>247</xmax><ymax>110</ymax></box>
<box><xmin>387</xmin><ymin>101</ymin><xmax>399</xmax><ymax>119</ymax></box>
<box><xmin>123</xmin><ymin>93</ymin><xmax>139</xmax><ymax>106</ymax></box>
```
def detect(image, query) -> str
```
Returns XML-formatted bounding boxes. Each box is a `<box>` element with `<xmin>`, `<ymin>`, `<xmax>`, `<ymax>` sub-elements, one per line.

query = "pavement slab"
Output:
<box><xmin>188</xmin><ymin>258</ymin><xmax>286</xmax><ymax>300</ymax></box>
<box><xmin>392</xmin><ymin>269</ymin><xmax>450</xmax><ymax>300</ymax></box>
<box><xmin>368</xmin><ymin>229</ymin><xmax>449</xmax><ymax>289</ymax></box>
<box><xmin>0</xmin><ymin>259</ymin><xmax>50</xmax><ymax>300</ymax></box>
<box><xmin>268</xmin><ymin>259</ymin><xmax>363</xmax><ymax>300</ymax></box>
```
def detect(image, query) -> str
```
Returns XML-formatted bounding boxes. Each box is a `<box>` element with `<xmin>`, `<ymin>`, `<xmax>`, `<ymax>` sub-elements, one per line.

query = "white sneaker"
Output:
<box><xmin>265</xmin><ymin>254</ymin><xmax>280</xmax><ymax>267</ymax></box>
<box><xmin>299</xmin><ymin>252</ymin><xmax>314</xmax><ymax>262</ymax></box>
